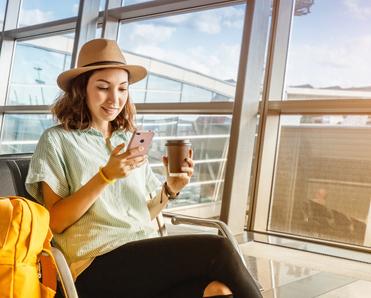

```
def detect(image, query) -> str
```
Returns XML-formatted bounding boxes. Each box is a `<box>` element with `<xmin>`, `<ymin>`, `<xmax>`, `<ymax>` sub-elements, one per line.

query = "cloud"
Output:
<box><xmin>194</xmin><ymin>13</ymin><xmax>221</xmax><ymax>34</ymax></box>
<box><xmin>221</xmin><ymin>6</ymin><xmax>245</xmax><ymax>29</ymax></box>
<box><xmin>163</xmin><ymin>14</ymin><xmax>192</xmax><ymax>25</ymax></box>
<box><xmin>286</xmin><ymin>35</ymin><xmax>371</xmax><ymax>88</ymax></box>
<box><xmin>193</xmin><ymin>6</ymin><xmax>245</xmax><ymax>34</ymax></box>
<box><xmin>128</xmin><ymin>24</ymin><xmax>176</xmax><ymax>45</ymax></box>
<box><xmin>72</xmin><ymin>4</ymin><xmax>79</xmax><ymax>15</ymax></box>
<box><xmin>344</xmin><ymin>0</ymin><xmax>371</xmax><ymax>20</ymax></box>
<box><xmin>132</xmin><ymin>43</ymin><xmax>240</xmax><ymax>81</ymax></box>
<box><xmin>19</xmin><ymin>9</ymin><xmax>54</xmax><ymax>26</ymax></box>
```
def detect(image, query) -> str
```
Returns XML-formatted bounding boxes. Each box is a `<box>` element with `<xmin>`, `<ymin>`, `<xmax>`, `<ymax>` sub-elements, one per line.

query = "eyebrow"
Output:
<box><xmin>96</xmin><ymin>79</ymin><xmax>128</xmax><ymax>85</ymax></box>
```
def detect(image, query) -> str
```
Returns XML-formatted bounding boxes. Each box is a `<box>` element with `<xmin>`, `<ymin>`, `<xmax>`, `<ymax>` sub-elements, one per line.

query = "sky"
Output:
<box><xmin>118</xmin><ymin>4</ymin><xmax>245</xmax><ymax>82</ymax></box>
<box><xmin>1</xmin><ymin>0</ymin><xmax>371</xmax><ymax>89</ymax></box>
<box><xmin>287</xmin><ymin>0</ymin><xmax>371</xmax><ymax>88</ymax></box>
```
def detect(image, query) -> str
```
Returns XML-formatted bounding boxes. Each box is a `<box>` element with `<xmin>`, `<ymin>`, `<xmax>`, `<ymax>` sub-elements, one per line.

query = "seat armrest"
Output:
<box><xmin>50</xmin><ymin>247</ymin><xmax>79</xmax><ymax>298</ymax></box>
<box><xmin>162</xmin><ymin>212</ymin><xmax>245</xmax><ymax>266</ymax></box>
<box><xmin>162</xmin><ymin>212</ymin><xmax>264</xmax><ymax>292</ymax></box>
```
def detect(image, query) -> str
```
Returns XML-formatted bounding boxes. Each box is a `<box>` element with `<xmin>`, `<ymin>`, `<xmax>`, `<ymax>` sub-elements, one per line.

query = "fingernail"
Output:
<box><xmin>181</xmin><ymin>167</ymin><xmax>187</xmax><ymax>171</ymax></box>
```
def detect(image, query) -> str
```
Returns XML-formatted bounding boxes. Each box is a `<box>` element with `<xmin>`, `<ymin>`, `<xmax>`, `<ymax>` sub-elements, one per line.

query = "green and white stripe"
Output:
<box><xmin>26</xmin><ymin>125</ymin><xmax>161</xmax><ymax>264</ymax></box>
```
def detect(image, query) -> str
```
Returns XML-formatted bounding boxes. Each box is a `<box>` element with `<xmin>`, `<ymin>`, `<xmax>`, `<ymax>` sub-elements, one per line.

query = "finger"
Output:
<box><xmin>181</xmin><ymin>166</ymin><xmax>194</xmax><ymax>177</ymax></box>
<box><xmin>184</xmin><ymin>157</ymin><xmax>194</xmax><ymax>168</ymax></box>
<box><xmin>117</xmin><ymin>146</ymin><xmax>144</xmax><ymax>159</ymax></box>
<box><xmin>162</xmin><ymin>156</ymin><xmax>169</xmax><ymax>176</ymax></box>
<box><xmin>111</xmin><ymin>143</ymin><xmax>126</xmax><ymax>156</ymax></box>
<box><xmin>130</xmin><ymin>155</ymin><xmax>147</xmax><ymax>163</ymax></box>
<box><xmin>135</xmin><ymin>158</ymin><xmax>148</xmax><ymax>168</ymax></box>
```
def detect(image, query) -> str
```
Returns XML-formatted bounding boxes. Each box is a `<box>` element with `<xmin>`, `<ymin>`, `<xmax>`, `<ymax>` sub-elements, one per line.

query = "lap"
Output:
<box><xmin>75</xmin><ymin>234</ymin><xmax>228</xmax><ymax>298</ymax></box>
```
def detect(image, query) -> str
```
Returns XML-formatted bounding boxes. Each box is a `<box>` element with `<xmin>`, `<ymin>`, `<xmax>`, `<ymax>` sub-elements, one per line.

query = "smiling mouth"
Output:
<box><xmin>101</xmin><ymin>106</ymin><xmax>119</xmax><ymax>114</ymax></box>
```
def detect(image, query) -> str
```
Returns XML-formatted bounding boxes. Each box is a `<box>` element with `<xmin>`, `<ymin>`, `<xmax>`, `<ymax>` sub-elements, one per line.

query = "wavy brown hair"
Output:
<box><xmin>52</xmin><ymin>69</ymin><xmax>136</xmax><ymax>132</ymax></box>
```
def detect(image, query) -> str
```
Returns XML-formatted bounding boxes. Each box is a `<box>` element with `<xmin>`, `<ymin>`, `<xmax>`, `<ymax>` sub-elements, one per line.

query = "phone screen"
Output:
<box><xmin>127</xmin><ymin>130</ymin><xmax>154</xmax><ymax>158</ymax></box>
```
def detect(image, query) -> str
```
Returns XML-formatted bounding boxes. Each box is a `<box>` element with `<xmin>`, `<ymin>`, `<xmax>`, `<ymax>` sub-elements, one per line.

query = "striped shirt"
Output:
<box><xmin>26</xmin><ymin>125</ymin><xmax>161</xmax><ymax>268</ymax></box>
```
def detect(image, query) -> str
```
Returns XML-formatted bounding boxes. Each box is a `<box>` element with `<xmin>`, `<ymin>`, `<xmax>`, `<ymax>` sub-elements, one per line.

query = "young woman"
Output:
<box><xmin>26</xmin><ymin>38</ymin><xmax>262</xmax><ymax>298</ymax></box>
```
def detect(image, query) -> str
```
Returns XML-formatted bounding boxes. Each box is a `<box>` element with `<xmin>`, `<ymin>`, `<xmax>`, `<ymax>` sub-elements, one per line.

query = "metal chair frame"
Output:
<box><xmin>1</xmin><ymin>154</ymin><xmax>262</xmax><ymax>297</ymax></box>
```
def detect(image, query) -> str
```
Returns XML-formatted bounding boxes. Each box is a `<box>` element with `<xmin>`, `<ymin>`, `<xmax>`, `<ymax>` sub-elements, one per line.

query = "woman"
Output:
<box><xmin>26</xmin><ymin>38</ymin><xmax>262</xmax><ymax>298</ymax></box>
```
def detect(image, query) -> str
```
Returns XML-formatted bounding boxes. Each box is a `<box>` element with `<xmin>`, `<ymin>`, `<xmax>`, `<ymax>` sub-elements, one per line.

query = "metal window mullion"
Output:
<box><xmin>268</xmin><ymin>99</ymin><xmax>371</xmax><ymax>115</ymax></box>
<box><xmin>252</xmin><ymin>0</ymin><xmax>295</xmax><ymax>233</ymax></box>
<box><xmin>71</xmin><ymin>0</ymin><xmax>101</xmax><ymax>67</ymax></box>
<box><xmin>3</xmin><ymin>17</ymin><xmax>78</xmax><ymax>40</ymax></box>
<box><xmin>2</xmin><ymin>0</ymin><xmax>245</xmax><ymax>40</ymax></box>
<box><xmin>101</xmin><ymin>0</ymin><xmax>121</xmax><ymax>39</ymax></box>
<box><xmin>0</xmin><ymin>102</ymin><xmax>233</xmax><ymax>114</ymax></box>
<box><xmin>0</xmin><ymin>0</ymin><xmax>22</xmax><ymax>107</ymax></box>
<box><xmin>0</xmin><ymin>0</ymin><xmax>22</xmax><ymax>142</ymax></box>
<box><xmin>220</xmin><ymin>0</ymin><xmax>271</xmax><ymax>234</ymax></box>
<box><xmin>110</xmin><ymin>0</ymin><xmax>245</xmax><ymax>22</ymax></box>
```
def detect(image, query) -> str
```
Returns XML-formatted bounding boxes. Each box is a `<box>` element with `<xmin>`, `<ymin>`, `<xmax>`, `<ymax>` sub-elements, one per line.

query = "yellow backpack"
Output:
<box><xmin>0</xmin><ymin>196</ymin><xmax>57</xmax><ymax>298</ymax></box>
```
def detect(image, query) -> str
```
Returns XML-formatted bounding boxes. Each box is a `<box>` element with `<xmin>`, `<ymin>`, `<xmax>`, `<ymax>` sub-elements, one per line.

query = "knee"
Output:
<box><xmin>203</xmin><ymin>280</ymin><xmax>232</xmax><ymax>297</ymax></box>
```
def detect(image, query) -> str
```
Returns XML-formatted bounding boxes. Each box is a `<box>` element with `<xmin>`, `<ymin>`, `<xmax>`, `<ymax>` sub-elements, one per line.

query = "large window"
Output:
<box><xmin>263</xmin><ymin>0</ymin><xmax>371</xmax><ymax>250</ymax></box>
<box><xmin>0</xmin><ymin>114</ymin><xmax>55</xmax><ymax>154</ymax></box>
<box><xmin>18</xmin><ymin>0</ymin><xmax>79</xmax><ymax>27</ymax></box>
<box><xmin>269</xmin><ymin>115</ymin><xmax>371</xmax><ymax>247</ymax></box>
<box><xmin>119</xmin><ymin>4</ymin><xmax>245</xmax><ymax>103</ymax></box>
<box><xmin>137</xmin><ymin>115</ymin><xmax>231</xmax><ymax>212</ymax></box>
<box><xmin>285</xmin><ymin>0</ymin><xmax>371</xmax><ymax>100</ymax></box>
<box><xmin>7</xmin><ymin>33</ymin><xmax>74</xmax><ymax>106</ymax></box>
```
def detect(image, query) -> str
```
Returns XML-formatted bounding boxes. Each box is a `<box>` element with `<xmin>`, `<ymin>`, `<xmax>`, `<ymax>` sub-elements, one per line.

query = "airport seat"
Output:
<box><xmin>0</xmin><ymin>154</ymin><xmax>78</xmax><ymax>298</ymax></box>
<box><xmin>0</xmin><ymin>154</ymin><xmax>262</xmax><ymax>296</ymax></box>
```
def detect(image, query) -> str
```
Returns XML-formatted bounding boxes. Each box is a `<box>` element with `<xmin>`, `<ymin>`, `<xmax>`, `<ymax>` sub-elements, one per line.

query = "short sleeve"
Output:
<box><xmin>144</xmin><ymin>161</ymin><xmax>162</xmax><ymax>195</ymax></box>
<box><xmin>26</xmin><ymin>128</ymin><xmax>69</xmax><ymax>204</ymax></box>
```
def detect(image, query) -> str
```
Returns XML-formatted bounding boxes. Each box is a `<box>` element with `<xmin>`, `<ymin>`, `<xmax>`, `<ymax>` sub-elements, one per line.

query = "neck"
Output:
<box><xmin>92</xmin><ymin>122</ymin><xmax>111</xmax><ymax>139</ymax></box>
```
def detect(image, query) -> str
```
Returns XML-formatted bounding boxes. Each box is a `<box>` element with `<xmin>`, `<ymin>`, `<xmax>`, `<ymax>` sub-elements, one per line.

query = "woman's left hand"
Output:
<box><xmin>163</xmin><ymin>148</ymin><xmax>194</xmax><ymax>195</ymax></box>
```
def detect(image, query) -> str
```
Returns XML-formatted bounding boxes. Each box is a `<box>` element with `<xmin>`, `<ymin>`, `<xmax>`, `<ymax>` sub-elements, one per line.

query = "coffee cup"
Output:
<box><xmin>165</xmin><ymin>139</ymin><xmax>191</xmax><ymax>176</ymax></box>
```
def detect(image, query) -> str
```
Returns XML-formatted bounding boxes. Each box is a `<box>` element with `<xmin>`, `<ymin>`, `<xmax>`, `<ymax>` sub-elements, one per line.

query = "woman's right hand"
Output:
<box><xmin>101</xmin><ymin>143</ymin><xmax>147</xmax><ymax>180</ymax></box>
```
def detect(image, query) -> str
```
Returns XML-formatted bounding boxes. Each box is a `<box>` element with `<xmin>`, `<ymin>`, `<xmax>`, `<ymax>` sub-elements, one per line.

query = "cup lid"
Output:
<box><xmin>165</xmin><ymin>139</ymin><xmax>191</xmax><ymax>145</ymax></box>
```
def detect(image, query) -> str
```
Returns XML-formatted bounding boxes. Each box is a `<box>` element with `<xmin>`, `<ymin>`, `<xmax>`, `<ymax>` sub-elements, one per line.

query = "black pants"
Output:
<box><xmin>73</xmin><ymin>235</ymin><xmax>261</xmax><ymax>298</ymax></box>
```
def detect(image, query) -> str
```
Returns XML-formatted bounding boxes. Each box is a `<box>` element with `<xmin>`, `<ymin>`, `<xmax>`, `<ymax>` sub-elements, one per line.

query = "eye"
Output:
<box><xmin>97</xmin><ymin>86</ymin><xmax>109</xmax><ymax>90</ymax></box>
<box><xmin>119</xmin><ymin>88</ymin><xmax>128</xmax><ymax>92</ymax></box>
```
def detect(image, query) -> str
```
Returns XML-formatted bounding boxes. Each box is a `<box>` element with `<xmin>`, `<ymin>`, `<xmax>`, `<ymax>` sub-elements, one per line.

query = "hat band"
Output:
<box><xmin>82</xmin><ymin>61</ymin><xmax>127</xmax><ymax>67</ymax></box>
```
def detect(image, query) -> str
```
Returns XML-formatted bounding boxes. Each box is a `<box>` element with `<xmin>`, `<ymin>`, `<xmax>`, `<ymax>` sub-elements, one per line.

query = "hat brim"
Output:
<box><xmin>57</xmin><ymin>64</ymin><xmax>147</xmax><ymax>91</ymax></box>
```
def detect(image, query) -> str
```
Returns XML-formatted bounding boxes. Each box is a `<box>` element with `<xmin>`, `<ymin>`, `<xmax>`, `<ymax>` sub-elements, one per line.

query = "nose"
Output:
<box><xmin>107</xmin><ymin>89</ymin><xmax>120</xmax><ymax>105</ymax></box>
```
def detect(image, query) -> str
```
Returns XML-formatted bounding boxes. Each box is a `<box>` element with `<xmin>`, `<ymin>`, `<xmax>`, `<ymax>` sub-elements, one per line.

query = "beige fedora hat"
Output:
<box><xmin>57</xmin><ymin>38</ymin><xmax>147</xmax><ymax>91</ymax></box>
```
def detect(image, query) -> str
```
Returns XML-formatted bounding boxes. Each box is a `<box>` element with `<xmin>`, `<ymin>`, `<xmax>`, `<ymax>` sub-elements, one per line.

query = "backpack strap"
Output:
<box><xmin>0</xmin><ymin>198</ymin><xmax>13</xmax><ymax>248</ymax></box>
<box><xmin>40</xmin><ymin>229</ymin><xmax>58</xmax><ymax>291</ymax></box>
<box><xmin>22</xmin><ymin>198</ymin><xmax>58</xmax><ymax>292</ymax></box>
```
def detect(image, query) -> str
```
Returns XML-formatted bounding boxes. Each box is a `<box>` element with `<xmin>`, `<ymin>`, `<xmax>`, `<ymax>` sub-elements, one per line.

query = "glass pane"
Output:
<box><xmin>285</xmin><ymin>0</ymin><xmax>371</xmax><ymax>100</ymax></box>
<box><xmin>7</xmin><ymin>33</ymin><xmax>74</xmax><ymax>105</ymax></box>
<box><xmin>269</xmin><ymin>115</ymin><xmax>371</xmax><ymax>248</ymax></box>
<box><xmin>0</xmin><ymin>0</ymin><xmax>6</xmax><ymax>30</ymax></box>
<box><xmin>119</xmin><ymin>4</ymin><xmax>245</xmax><ymax>103</ymax></box>
<box><xmin>18</xmin><ymin>0</ymin><xmax>79</xmax><ymax>27</ymax></box>
<box><xmin>137</xmin><ymin>114</ymin><xmax>232</xmax><ymax>216</ymax></box>
<box><xmin>0</xmin><ymin>114</ymin><xmax>55</xmax><ymax>154</ymax></box>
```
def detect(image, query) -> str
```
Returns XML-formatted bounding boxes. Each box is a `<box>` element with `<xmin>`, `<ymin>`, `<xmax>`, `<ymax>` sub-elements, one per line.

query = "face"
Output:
<box><xmin>86</xmin><ymin>68</ymin><xmax>129</xmax><ymax>130</ymax></box>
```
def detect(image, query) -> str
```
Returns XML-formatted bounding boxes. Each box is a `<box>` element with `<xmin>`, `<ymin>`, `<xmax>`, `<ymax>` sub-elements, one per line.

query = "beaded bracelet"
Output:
<box><xmin>160</xmin><ymin>182</ymin><xmax>180</xmax><ymax>203</ymax></box>
<box><xmin>98</xmin><ymin>167</ymin><xmax>116</xmax><ymax>184</ymax></box>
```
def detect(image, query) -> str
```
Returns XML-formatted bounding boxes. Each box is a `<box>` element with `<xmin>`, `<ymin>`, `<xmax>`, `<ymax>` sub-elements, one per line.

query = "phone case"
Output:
<box><xmin>127</xmin><ymin>130</ymin><xmax>154</xmax><ymax>157</ymax></box>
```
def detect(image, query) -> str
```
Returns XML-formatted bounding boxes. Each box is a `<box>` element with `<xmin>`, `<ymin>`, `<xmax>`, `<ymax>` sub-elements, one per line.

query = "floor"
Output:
<box><xmin>240</xmin><ymin>241</ymin><xmax>371</xmax><ymax>298</ymax></box>
<box><xmin>165</xmin><ymin>219</ymin><xmax>371</xmax><ymax>298</ymax></box>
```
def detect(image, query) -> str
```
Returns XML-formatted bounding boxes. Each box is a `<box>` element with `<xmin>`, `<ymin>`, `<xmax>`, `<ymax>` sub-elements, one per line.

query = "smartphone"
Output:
<box><xmin>126</xmin><ymin>130</ymin><xmax>154</xmax><ymax>158</ymax></box>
